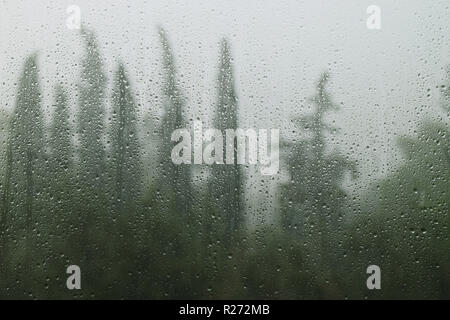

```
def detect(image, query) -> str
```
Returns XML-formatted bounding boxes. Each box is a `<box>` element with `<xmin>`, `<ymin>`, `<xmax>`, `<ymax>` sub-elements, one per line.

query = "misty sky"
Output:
<box><xmin>1</xmin><ymin>0</ymin><xmax>449</xmax><ymax>207</ymax></box>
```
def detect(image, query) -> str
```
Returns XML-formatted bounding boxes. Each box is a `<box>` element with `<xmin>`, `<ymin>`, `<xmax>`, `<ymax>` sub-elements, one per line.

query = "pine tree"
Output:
<box><xmin>106</xmin><ymin>62</ymin><xmax>143</xmax><ymax>297</ymax></box>
<box><xmin>156</xmin><ymin>27</ymin><xmax>192</xmax><ymax>216</ymax></box>
<box><xmin>76</xmin><ymin>27</ymin><xmax>108</xmax><ymax>290</ymax></box>
<box><xmin>7</xmin><ymin>54</ymin><xmax>45</xmax><ymax>287</ymax></box>
<box><xmin>110</xmin><ymin>63</ymin><xmax>142</xmax><ymax>215</ymax></box>
<box><xmin>210</xmin><ymin>38</ymin><xmax>244</xmax><ymax>245</ymax></box>
<box><xmin>50</xmin><ymin>85</ymin><xmax>73</xmax><ymax>204</ymax></box>
<box><xmin>43</xmin><ymin>84</ymin><xmax>77</xmax><ymax>298</ymax></box>
<box><xmin>138</xmin><ymin>27</ymin><xmax>196</xmax><ymax>298</ymax></box>
<box><xmin>280</xmin><ymin>72</ymin><xmax>356</xmax><ymax>297</ymax></box>
<box><xmin>49</xmin><ymin>84</ymin><xmax>74</xmax><ymax>238</ymax></box>
<box><xmin>77</xmin><ymin>27</ymin><xmax>107</xmax><ymax>200</ymax></box>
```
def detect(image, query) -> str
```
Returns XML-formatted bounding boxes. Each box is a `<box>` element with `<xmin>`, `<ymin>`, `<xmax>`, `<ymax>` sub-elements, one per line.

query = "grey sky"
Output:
<box><xmin>1</xmin><ymin>0</ymin><xmax>449</xmax><ymax>199</ymax></box>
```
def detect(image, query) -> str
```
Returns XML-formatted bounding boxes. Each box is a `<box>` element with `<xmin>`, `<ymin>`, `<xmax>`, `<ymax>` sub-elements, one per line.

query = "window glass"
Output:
<box><xmin>0</xmin><ymin>0</ymin><xmax>448</xmax><ymax>299</ymax></box>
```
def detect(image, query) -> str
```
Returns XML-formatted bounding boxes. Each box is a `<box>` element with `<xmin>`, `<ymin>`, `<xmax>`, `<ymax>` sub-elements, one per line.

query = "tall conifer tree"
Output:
<box><xmin>77</xmin><ymin>27</ymin><xmax>107</xmax><ymax>199</ymax></box>
<box><xmin>110</xmin><ymin>63</ymin><xmax>142</xmax><ymax>214</ymax></box>
<box><xmin>210</xmin><ymin>39</ymin><xmax>244</xmax><ymax>245</ymax></box>
<box><xmin>8</xmin><ymin>54</ymin><xmax>45</xmax><ymax>284</ymax></box>
<box><xmin>157</xmin><ymin>27</ymin><xmax>192</xmax><ymax>216</ymax></box>
<box><xmin>280</xmin><ymin>72</ymin><xmax>356</xmax><ymax>297</ymax></box>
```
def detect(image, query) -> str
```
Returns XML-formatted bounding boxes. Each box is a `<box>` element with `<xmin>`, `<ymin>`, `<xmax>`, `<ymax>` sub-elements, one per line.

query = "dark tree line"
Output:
<box><xmin>0</xmin><ymin>27</ymin><xmax>448</xmax><ymax>299</ymax></box>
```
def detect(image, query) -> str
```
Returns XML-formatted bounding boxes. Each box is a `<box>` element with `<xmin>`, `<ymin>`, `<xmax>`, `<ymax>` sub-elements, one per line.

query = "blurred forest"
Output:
<box><xmin>0</xmin><ymin>27</ymin><xmax>448</xmax><ymax>299</ymax></box>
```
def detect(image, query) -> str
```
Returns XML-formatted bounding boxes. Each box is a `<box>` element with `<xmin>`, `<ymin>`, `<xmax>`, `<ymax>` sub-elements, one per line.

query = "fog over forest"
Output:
<box><xmin>0</xmin><ymin>1</ymin><xmax>448</xmax><ymax>299</ymax></box>
<box><xmin>1</xmin><ymin>0</ymin><xmax>449</xmax><ymax>180</ymax></box>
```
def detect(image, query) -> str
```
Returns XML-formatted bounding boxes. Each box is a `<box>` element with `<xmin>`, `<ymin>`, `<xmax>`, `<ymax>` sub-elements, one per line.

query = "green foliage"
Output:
<box><xmin>110</xmin><ymin>63</ymin><xmax>142</xmax><ymax>214</ymax></box>
<box><xmin>280</xmin><ymin>72</ymin><xmax>357</xmax><ymax>296</ymax></box>
<box><xmin>349</xmin><ymin>118</ymin><xmax>449</xmax><ymax>299</ymax></box>
<box><xmin>0</xmin><ymin>54</ymin><xmax>46</xmax><ymax>296</ymax></box>
<box><xmin>209</xmin><ymin>38</ymin><xmax>244</xmax><ymax>247</ymax></box>
<box><xmin>73</xmin><ymin>27</ymin><xmax>111</xmax><ymax>295</ymax></box>
<box><xmin>152</xmin><ymin>26</ymin><xmax>193</xmax><ymax>217</ymax></box>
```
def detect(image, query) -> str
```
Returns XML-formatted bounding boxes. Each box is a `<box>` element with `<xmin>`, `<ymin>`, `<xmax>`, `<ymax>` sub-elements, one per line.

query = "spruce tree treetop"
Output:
<box><xmin>156</xmin><ymin>26</ymin><xmax>192</xmax><ymax>216</ymax></box>
<box><xmin>216</xmin><ymin>38</ymin><xmax>238</xmax><ymax>130</ymax></box>
<box><xmin>210</xmin><ymin>38</ymin><xmax>244</xmax><ymax>245</ymax></box>
<box><xmin>11</xmin><ymin>54</ymin><xmax>44</xmax><ymax>148</ymax></box>
<box><xmin>158</xmin><ymin>26</ymin><xmax>185</xmax><ymax>138</ymax></box>
<box><xmin>77</xmin><ymin>27</ymin><xmax>107</xmax><ymax>185</ymax></box>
